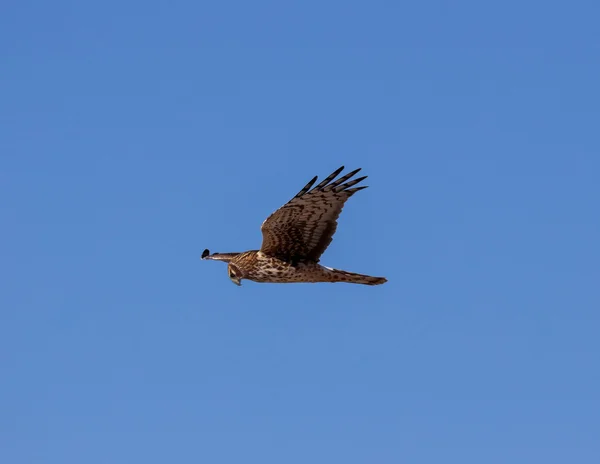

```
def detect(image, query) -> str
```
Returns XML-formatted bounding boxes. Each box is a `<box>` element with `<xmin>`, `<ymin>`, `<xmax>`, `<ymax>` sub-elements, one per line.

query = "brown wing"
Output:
<box><xmin>260</xmin><ymin>166</ymin><xmax>367</xmax><ymax>263</ymax></box>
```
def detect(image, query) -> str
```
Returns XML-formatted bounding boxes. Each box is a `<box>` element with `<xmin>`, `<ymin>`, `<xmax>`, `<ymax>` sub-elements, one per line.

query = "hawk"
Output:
<box><xmin>202</xmin><ymin>166</ymin><xmax>387</xmax><ymax>286</ymax></box>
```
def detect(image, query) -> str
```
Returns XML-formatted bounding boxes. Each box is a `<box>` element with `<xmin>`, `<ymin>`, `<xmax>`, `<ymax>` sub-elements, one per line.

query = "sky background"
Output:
<box><xmin>2</xmin><ymin>1</ymin><xmax>599</xmax><ymax>463</ymax></box>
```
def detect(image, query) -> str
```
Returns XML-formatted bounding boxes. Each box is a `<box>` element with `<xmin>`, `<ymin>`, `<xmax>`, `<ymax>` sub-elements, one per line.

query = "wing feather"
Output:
<box><xmin>312</xmin><ymin>166</ymin><xmax>345</xmax><ymax>190</ymax></box>
<box><xmin>327</xmin><ymin>168</ymin><xmax>362</xmax><ymax>190</ymax></box>
<box><xmin>292</xmin><ymin>175</ymin><xmax>318</xmax><ymax>198</ymax></box>
<box><xmin>260</xmin><ymin>166</ymin><xmax>368</xmax><ymax>262</ymax></box>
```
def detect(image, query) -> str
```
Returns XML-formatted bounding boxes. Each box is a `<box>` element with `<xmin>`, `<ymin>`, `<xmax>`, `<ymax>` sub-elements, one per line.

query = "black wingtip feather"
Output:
<box><xmin>294</xmin><ymin>175</ymin><xmax>319</xmax><ymax>198</ymax></box>
<box><xmin>314</xmin><ymin>166</ymin><xmax>346</xmax><ymax>191</ymax></box>
<box><xmin>293</xmin><ymin>166</ymin><xmax>366</xmax><ymax>198</ymax></box>
<box><xmin>345</xmin><ymin>186</ymin><xmax>368</xmax><ymax>194</ymax></box>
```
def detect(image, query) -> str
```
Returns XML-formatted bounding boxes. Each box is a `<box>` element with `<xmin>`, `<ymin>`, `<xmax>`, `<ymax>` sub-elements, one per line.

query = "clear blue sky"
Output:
<box><xmin>2</xmin><ymin>1</ymin><xmax>599</xmax><ymax>462</ymax></box>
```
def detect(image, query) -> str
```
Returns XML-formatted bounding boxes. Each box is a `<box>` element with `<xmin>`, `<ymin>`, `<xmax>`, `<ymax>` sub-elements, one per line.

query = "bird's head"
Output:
<box><xmin>227</xmin><ymin>263</ymin><xmax>243</xmax><ymax>286</ymax></box>
<box><xmin>202</xmin><ymin>249</ymin><xmax>244</xmax><ymax>286</ymax></box>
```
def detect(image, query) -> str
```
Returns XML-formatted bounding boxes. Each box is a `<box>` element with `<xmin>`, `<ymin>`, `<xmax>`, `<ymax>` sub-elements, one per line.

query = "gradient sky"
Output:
<box><xmin>2</xmin><ymin>1</ymin><xmax>599</xmax><ymax>463</ymax></box>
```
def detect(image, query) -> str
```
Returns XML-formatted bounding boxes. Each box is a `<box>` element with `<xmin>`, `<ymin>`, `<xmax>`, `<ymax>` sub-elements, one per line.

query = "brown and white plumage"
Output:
<box><xmin>202</xmin><ymin>166</ymin><xmax>387</xmax><ymax>286</ymax></box>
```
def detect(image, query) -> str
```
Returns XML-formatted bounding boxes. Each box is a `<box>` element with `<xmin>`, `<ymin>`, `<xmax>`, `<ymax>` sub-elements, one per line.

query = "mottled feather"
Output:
<box><xmin>260</xmin><ymin>166</ymin><xmax>367</xmax><ymax>262</ymax></box>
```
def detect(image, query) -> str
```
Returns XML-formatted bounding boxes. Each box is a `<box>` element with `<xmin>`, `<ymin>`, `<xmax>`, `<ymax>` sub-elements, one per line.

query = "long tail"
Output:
<box><xmin>325</xmin><ymin>267</ymin><xmax>387</xmax><ymax>286</ymax></box>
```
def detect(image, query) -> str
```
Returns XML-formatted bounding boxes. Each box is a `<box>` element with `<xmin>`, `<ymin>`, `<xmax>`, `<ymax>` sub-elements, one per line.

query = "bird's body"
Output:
<box><xmin>226</xmin><ymin>250</ymin><xmax>386</xmax><ymax>285</ymax></box>
<box><xmin>202</xmin><ymin>166</ymin><xmax>387</xmax><ymax>286</ymax></box>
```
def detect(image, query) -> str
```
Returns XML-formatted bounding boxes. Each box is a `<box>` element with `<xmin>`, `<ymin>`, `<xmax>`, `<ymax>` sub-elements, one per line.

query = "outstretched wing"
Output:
<box><xmin>260</xmin><ymin>166</ymin><xmax>367</xmax><ymax>262</ymax></box>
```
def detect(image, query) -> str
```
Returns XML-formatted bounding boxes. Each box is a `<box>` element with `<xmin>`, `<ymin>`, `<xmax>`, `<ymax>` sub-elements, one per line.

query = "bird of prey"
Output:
<box><xmin>202</xmin><ymin>166</ymin><xmax>387</xmax><ymax>286</ymax></box>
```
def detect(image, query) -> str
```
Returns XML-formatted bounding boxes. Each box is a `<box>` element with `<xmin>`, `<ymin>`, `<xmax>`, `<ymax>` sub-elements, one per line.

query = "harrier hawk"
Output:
<box><xmin>202</xmin><ymin>166</ymin><xmax>387</xmax><ymax>286</ymax></box>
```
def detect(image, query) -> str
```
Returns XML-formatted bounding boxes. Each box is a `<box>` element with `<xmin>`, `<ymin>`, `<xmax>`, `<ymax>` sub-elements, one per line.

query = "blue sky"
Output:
<box><xmin>2</xmin><ymin>1</ymin><xmax>599</xmax><ymax>462</ymax></box>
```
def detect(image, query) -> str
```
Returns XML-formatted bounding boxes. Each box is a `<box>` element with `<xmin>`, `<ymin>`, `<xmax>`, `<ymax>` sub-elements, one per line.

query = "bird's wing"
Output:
<box><xmin>260</xmin><ymin>166</ymin><xmax>367</xmax><ymax>262</ymax></box>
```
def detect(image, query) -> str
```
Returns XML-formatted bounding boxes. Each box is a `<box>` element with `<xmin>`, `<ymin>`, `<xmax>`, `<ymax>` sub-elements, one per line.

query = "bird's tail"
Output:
<box><xmin>325</xmin><ymin>267</ymin><xmax>387</xmax><ymax>286</ymax></box>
